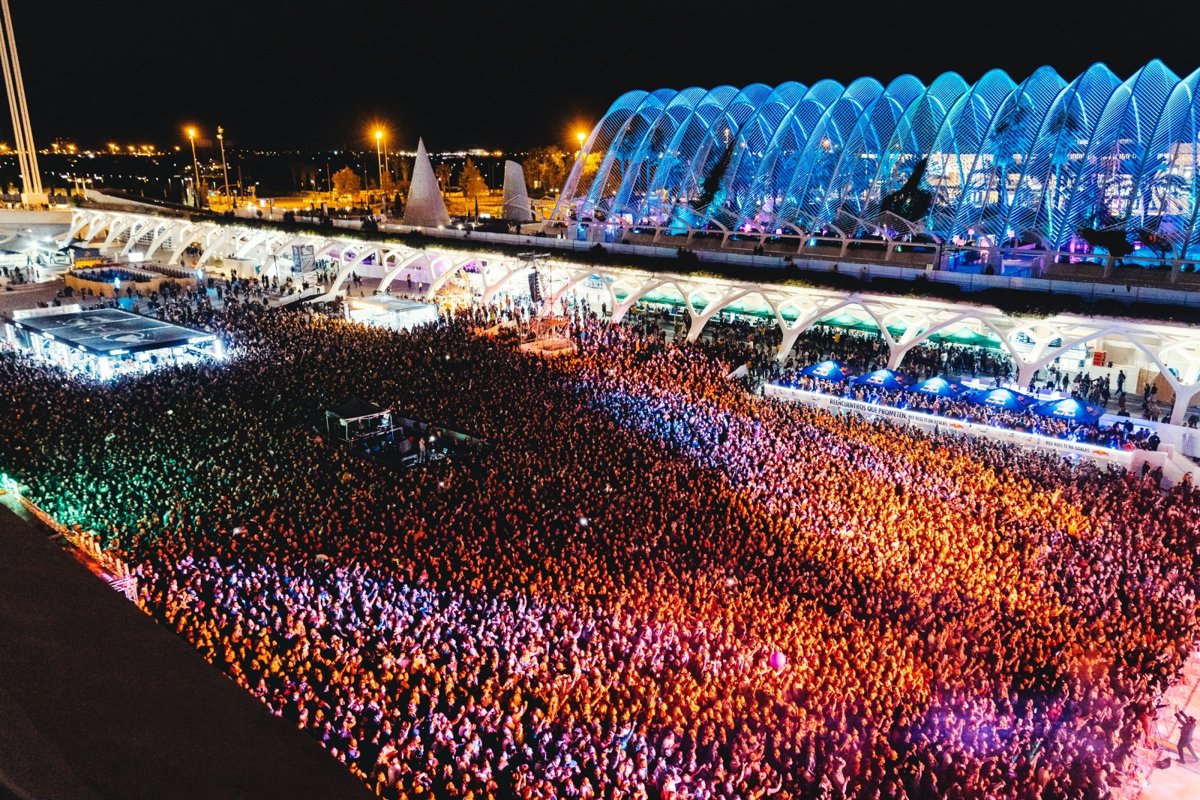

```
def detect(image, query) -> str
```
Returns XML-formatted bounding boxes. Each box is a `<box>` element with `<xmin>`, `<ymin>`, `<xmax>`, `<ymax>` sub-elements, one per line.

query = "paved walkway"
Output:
<box><xmin>0</xmin><ymin>494</ymin><xmax>371</xmax><ymax>800</ymax></box>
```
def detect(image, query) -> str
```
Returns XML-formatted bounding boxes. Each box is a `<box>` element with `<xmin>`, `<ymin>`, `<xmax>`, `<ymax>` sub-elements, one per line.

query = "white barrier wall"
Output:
<box><xmin>763</xmin><ymin>385</ymin><xmax>1199</xmax><ymax>486</ymax></box>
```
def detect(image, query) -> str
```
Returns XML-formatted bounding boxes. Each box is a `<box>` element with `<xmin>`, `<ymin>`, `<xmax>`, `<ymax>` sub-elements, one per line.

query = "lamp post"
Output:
<box><xmin>186</xmin><ymin>126</ymin><xmax>201</xmax><ymax>209</ymax></box>
<box><xmin>375</xmin><ymin>129</ymin><xmax>385</xmax><ymax>187</ymax></box>
<box><xmin>576</xmin><ymin>130</ymin><xmax>587</xmax><ymax>223</ymax></box>
<box><xmin>217</xmin><ymin>126</ymin><xmax>230</xmax><ymax>211</ymax></box>
<box><xmin>375</xmin><ymin>129</ymin><xmax>386</xmax><ymax>215</ymax></box>
<box><xmin>382</xmin><ymin>134</ymin><xmax>390</xmax><ymax>185</ymax></box>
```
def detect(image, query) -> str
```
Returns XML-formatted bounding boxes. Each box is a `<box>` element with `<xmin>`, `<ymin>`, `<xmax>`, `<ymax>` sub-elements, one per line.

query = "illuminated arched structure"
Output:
<box><xmin>554</xmin><ymin>61</ymin><xmax>1200</xmax><ymax>259</ymax></box>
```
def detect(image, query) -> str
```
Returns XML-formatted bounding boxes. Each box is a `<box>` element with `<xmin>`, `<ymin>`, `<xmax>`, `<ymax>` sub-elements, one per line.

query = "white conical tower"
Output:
<box><xmin>501</xmin><ymin>160</ymin><xmax>533</xmax><ymax>222</ymax></box>
<box><xmin>403</xmin><ymin>138</ymin><xmax>450</xmax><ymax>228</ymax></box>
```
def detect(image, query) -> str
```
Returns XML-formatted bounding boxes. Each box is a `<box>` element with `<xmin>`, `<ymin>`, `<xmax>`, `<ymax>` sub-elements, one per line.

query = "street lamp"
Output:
<box><xmin>577</xmin><ymin>130</ymin><xmax>586</xmax><ymax>156</ymax></box>
<box><xmin>217</xmin><ymin>126</ymin><xmax>230</xmax><ymax>211</ymax></box>
<box><xmin>375</xmin><ymin>129</ymin><xmax>384</xmax><ymax>188</ymax></box>
<box><xmin>186</xmin><ymin>126</ymin><xmax>201</xmax><ymax>209</ymax></box>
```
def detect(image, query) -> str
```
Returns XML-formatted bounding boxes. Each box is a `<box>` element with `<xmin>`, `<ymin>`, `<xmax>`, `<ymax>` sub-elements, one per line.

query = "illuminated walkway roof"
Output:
<box><xmin>556</xmin><ymin>61</ymin><xmax>1200</xmax><ymax>258</ymax></box>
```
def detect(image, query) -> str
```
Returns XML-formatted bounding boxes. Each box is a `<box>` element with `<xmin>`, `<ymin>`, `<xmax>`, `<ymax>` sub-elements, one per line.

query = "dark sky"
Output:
<box><xmin>15</xmin><ymin>1</ymin><xmax>1200</xmax><ymax>152</ymax></box>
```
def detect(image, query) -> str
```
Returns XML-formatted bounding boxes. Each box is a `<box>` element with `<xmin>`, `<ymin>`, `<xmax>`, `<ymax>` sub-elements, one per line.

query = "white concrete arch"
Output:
<box><xmin>1123</xmin><ymin>335</ymin><xmax>1200</xmax><ymax>424</ymax></box>
<box><xmin>166</xmin><ymin>224</ymin><xmax>207</xmax><ymax>264</ymax></box>
<box><xmin>425</xmin><ymin>255</ymin><xmax>483</xmax><ymax>299</ymax></box>
<box><xmin>377</xmin><ymin>251</ymin><xmax>428</xmax><ymax>294</ymax></box>
<box><xmin>119</xmin><ymin>217</ymin><xmax>159</xmax><ymax>255</ymax></box>
<box><xmin>809</xmin><ymin>295</ymin><xmax>891</xmax><ymax>338</ymax></box>
<box><xmin>772</xmin><ymin>295</ymin><xmax>838</xmax><ymax>361</ymax></box>
<box><xmin>328</xmin><ymin>247</ymin><xmax>381</xmax><ymax>296</ymax></box>
<box><xmin>1001</xmin><ymin>319</ymin><xmax>1120</xmax><ymax>387</ymax></box>
<box><xmin>101</xmin><ymin>216</ymin><xmax>133</xmax><ymax>248</ymax></box>
<box><xmin>684</xmin><ymin>286</ymin><xmax>754</xmax><ymax>341</ymax></box>
<box><xmin>543</xmin><ymin>266</ymin><xmax>596</xmax><ymax>312</ymax></box>
<box><xmin>883</xmin><ymin>311</ymin><xmax>1014</xmax><ymax>370</ymax></box>
<box><xmin>609</xmin><ymin>275</ymin><xmax>669</xmax><ymax>323</ymax></box>
<box><xmin>65</xmin><ymin>209</ymin><xmax>100</xmax><ymax>242</ymax></box>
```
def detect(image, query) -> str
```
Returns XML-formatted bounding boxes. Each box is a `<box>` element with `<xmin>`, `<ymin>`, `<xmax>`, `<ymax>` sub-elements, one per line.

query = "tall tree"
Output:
<box><xmin>397</xmin><ymin>158</ymin><xmax>411</xmax><ymax>195</ymax></box>
<box><xmin>460</xmin><ymin>159</ymin><xmax>487</xmax><ymax>202</ymax></box>
<box><xmin>694</xmin><ymin>140</ymin><xmax>737</xmax><ymax>213</ymax></box>
<box><xmin>524</xmin><ymin>146</ymin><xmax>569</xmax><ymax>194</ymax></box>
<box><xmin>332</xmin><ymin>166</ymin><xmax>361</xmax><ymax>197</ymax></box>
<box><xmin>434</xmin><ymin>163</ymin><xmax>452</xmax><ymax>198</ymax></box>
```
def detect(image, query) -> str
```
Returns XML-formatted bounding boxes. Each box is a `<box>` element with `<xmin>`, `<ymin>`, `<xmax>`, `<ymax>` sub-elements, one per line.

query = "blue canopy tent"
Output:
<box><xmin>1032</xmin><ymin>397</ymin><xmax>1105</xmax><ymax>425</ymax></box>
<box><xmin>851</xmin><ymin>368</ymin><xmax>908</xmax><ymax>391</ymax></box>
<box><xmin>967</xmin><ymin>387</ymin><xmax>1036</xmax><ymax>411</ymax></box>
<box><xmin>799</xmin><ymin>360</ymin><xmax>854</xmax><ymax>382</ymax></box>
<box><xmin>905</xmin><ymin>376</ymin><xmax>966</xmax><ymax>398</ymax></box>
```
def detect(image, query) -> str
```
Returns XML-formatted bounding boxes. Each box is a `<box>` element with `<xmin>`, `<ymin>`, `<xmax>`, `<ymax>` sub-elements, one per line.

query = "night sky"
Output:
<box><xmin>17</xmin><ymin>1</ymin><xmax>1200</xmax><ymax>152</ymax></box>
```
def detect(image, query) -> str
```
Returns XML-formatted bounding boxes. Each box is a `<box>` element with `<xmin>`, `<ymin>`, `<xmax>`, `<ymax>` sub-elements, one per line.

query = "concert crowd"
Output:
<box><xmin>0</xmin><ymin>296</ymin><xmax>1197</xmax><ymax>800</ymax></box>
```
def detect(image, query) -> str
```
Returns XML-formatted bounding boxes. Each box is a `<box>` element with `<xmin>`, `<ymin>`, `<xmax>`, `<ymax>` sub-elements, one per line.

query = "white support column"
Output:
<box><xmin>377</xmin><ymin>251</ymin><xmax>426</xmax><ymax>294</ymax></box>
<box><xmin>424</xmin><ymin>256</ymin><xmax>476</xmax><ymax>299</ymax></box>
<box><xmin>1172</xmin><ymin>384</ymin><xmax>1200</xmax><ymax>426</ymax></box>
<box><xmin>102</xmin><ymin>218</ymin><xmax>130</xmax><ymax>249</ymax></box>
<box><xmin>772</xmin><ymin>296</ymin><xmax>838</xmax><ymax>362</ymax></box>
<box><xmin>64</xmin><ymin>211</ymin><xmax>91</xmax><ymax>242</ymax></box>
<box><xmin>119</xmin><ymin>219</ymin><xmax>155</xmax><ymax>255</ymax></box>
<box><xmin>166</xmin><ymin>227</ymin><xmax>205</xmax><ymax>266</ymax></box>
<box><xmin>328</xmin><ymin>248</ymin><xmax>376</xmax><ymax>296</ymax></box>
<box><xmin>142</xmin><ymin>222</ymin><xmax>183</xmax><ymax>262</ymax></box>
<box><xmin>685</xmin><ymin>289</ymin><xmax>750</xmax><ymax>342</ymax></box>
<box><xmin>609</xmin><ymin>278</ymin><xmax>665</xmax><ymax>324</ymax></box>
<box><xmin>545</xmin><ymin>268</ymin><xmax>592</xmax><ymax>311</ymax></box>
<box><xmin>481</xmin><ymin>261</ymin><xmax>529</xmax><ymax>305</ymax></box>
<box><xmin>777</xmin><ymin>326</ymin><xmax>806</xmax><ymax>362</ymax></box>
<box><xmin>879</xmin><ymin>311</ymin><xmax>935</xmax><ymax>370</ymax></box>
<box><xmin>197</xmin><ymin>229</ymin><xmax>237</xmax><ymax>266</ymax></box>
<box><xmin>1015</xmin><ymin>358</ymin><xmax>1046</xmax><ymax>390</ymax></box>
<box><xmin>233</xmin><ymin>231</ymin><xmax>272</xmax><ymax>260</ymax></box>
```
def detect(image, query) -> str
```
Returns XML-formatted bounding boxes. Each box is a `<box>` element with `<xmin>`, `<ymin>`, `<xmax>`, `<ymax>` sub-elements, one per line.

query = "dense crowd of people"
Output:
<box><xmin>1</xmin><ymin>296</ymin><xmax>1198</xmax><ymax>800</ymax></box>
<box><xmin>776</xmin><ymin>373</ymin><xmax>1163</xmax><ymax>452</ymax></box>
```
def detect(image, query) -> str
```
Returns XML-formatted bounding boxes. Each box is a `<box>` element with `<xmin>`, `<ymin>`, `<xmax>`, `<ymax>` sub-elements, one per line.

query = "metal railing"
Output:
<box><xmin>5</xmin><ymin>484</ymin><xmax>138</xmax><ymax>601</ymax></box>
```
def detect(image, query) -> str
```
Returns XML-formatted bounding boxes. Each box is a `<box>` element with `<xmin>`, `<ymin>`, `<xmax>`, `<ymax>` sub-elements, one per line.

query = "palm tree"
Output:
<box><xmin>434</xmin><ymin>163</ymin><xmax>452</xmax><ymax>199</ymax></box>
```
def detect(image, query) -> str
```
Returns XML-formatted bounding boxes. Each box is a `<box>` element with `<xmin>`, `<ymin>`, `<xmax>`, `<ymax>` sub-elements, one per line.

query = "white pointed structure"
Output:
<box><xmin>402</xmin><ymin>138</ymin><xmax>450</xmax><ymax>228</ymax></box>
<box><xmin>0</xmin><ymin>0</ymin><xmax>44</xmax><ymax>206</ymax></box>
<box><xmin>501</xmin><ymin>160</ymin><xmax>533</xmax><ymax>222</ymax></box>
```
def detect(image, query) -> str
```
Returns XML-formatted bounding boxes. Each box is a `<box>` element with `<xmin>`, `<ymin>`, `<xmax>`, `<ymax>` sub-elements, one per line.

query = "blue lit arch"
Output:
<box><xmin>1003</xmin><ymin>63</ymin><xmax>1121</xmax><ymax>247</ymax></box>
<box><xmin>820</xmin><ymin>74</ymin><xmax>926</xmax><ymax>228</ymax></box>
<box><xmin>862</xmin><ymin>72</ymin><xmax>970</xmax><ymax>224</ymax></box>
<box><xmin>560</xmin><ymin>62</ymin><xmax>1200</xmax><ymax>253</ymax></box>
<box><xmin>716</xmin><ymin>82</ymin><xmax>809</xmax><ymax>228</ymax></box>
<box><xmin>1140</xmin><ymin>68</ymin><xmax>1200</xmax><ymax>259</ymax></box>
<box><xmin>775</xmin><ymin>77</ymin><xmax>884</xmax><ymax>232</ymax></box>
<box><xmin>951</xmin><ymin>66</ymin><xmax>1067</xmax><ymax>244</ymax></box>
<box><xmin>609</xmin><ymin>87</ymin><xmax>710</xmax><ymax>220</ymax></box>
<box><xmin>583</xmin><ymin>88</ymin><xmax>682</xmax><ymax>218</ymax></box>
<box><xmin>1059</xmin><ymin>59</ymin><xmax>1179</xmax><ymax>248</ymax></box>
<box><xmin>743</xmin><ymin>79</ymin><xmax>845</xmax><ymax>233</ymax></box>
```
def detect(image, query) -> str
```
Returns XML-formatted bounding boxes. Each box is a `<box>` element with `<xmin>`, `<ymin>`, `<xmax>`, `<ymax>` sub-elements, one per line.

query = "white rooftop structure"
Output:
<box><xmin>501</xmin><ymin>160</ymin><xmax>532</xmax><ymax>222</ymax></box>
<box><xmin>344</xmin><ymin>295</ymin><xmax>439</xmax><ymax>332</ymax></box>
<box><xmin>402</xmin><ymin>138</ymin><xmax>450</xmax><ymax>229</ymax></box>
